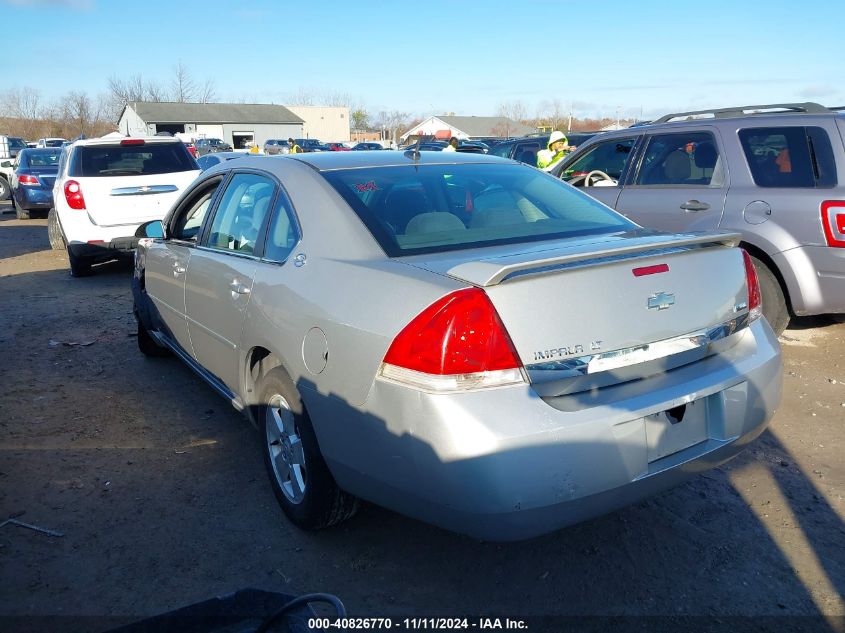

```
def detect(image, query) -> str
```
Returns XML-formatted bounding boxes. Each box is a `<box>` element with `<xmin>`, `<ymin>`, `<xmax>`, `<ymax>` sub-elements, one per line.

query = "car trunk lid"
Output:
<box><xmin>403</xmin><ymin>231</ymin><xmax>750</xmax><ymax>396</ymax></box>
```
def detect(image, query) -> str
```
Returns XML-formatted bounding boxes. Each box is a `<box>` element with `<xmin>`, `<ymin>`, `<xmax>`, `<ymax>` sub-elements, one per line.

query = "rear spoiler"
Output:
<box><xmin>447</xmin><ymin>232</ymin><xmax>742</xmax><ymax>287</ymax></box>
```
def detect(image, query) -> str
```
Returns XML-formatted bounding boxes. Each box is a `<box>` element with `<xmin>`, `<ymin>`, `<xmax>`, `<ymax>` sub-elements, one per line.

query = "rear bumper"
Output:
<box><xmin>68</xmin><ymin>236</ymin><xmax>138</xmax><ymax>258</ymax></box>
<box><xmin>14</xmin><ymin>187</ymin><xmax>54</xmax><ymax>210</ymax></box>
<box><xmin>773</xmin><ymin>245</ymin><xmax>845</xmax><ymax>315</ymax></box>
<box><xmin>307</xmin><ymin>319</ymin><xmax>782</xmax><ymax>540</ymax></box>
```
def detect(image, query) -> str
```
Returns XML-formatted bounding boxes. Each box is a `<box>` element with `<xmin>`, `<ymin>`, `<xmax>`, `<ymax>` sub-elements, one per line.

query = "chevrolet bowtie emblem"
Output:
<box><xmin>648</xmin><ymin>292</ymin><xmax>675</xmax><ymax>311</ymax></box>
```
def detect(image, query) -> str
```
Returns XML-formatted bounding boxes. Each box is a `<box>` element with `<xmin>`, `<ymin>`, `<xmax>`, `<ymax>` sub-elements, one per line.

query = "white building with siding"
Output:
<box><xmin>117</xmin><ymin>102</ymin><xmax>305</xmax><ymax>149</ymax></box>
<box><xmin>400</xmin><ymin>115</ymin><xmax>535</xmax><ymax>142</ymax></box>
<box><xmin>285</xmin><ymin>106</ymin><xmax>350</xmax><ymax>142</ymax></box>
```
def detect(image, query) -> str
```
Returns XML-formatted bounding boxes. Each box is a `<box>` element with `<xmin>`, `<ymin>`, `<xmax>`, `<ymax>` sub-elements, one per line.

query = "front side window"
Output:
<box><xmin>635</xmin><ymin>132</ymin><xmax>722</xmax><ymax>186</ymax></box>
<box><xmin>205</xmin><ymin>173</ymin><xmax>276</xmax><ymax>255</ymax></box>
<box><xmin>739</xmin><ymin>126</ymin><xmax>837</xmax><ymax>188</ymax></box>
<box><xmin>323</xmin><ymin>163</ymin><xmax>634</xmax><ymax>257</ymax></box>
<box><xmin>171</xmin><ymin>179</ymin><xmax>223</xmax><ymax>241</ymax></box>
<box><xmin>561</xmin><ymin>137</ymin><xmax>637</xmax><ymax>183</ymax></box>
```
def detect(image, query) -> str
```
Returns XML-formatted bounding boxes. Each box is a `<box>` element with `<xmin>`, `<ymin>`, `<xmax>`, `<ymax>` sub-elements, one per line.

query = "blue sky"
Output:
<box><xmin>2</xmin><ymin>0</ymin><xmax>843</xmax><ymax>120</ymax></box>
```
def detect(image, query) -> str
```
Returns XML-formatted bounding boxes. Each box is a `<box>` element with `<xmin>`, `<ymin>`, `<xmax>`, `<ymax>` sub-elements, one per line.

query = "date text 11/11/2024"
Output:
<box><xmin>307</xmin><ymin>617</ymin><xmax>529</xmax><ymax>630</ymax></box>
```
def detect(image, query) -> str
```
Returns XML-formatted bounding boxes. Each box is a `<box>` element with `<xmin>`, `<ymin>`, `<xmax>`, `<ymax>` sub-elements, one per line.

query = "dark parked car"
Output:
<box><xmin>196</xmin><ymin>151</ymin><xmax>247</xmax><ymax>171</ymax></box>
<box><xmin>352</xmin><ymin>142</ymin><xmax>384</xmax><ymax>151</ymax></box>
<box><xmin>195</xmin><ymin>138</ymin><xmax>233</xmax><ymax>156</ymax></box>
<box><xmin>489</xmin><ymin>133</ymin><xmax>600</xmax><ymax>166</ymax></box>
<box><xmin>264</xmin><ymin>139</ymin><xmax>290</xmax><ymax>155</ymax></box>
<box><xmin>11</xmin><ymin>147</ymin><xmax>62</xmax><ymax>219</ymax></box>
<box><xmin>295</xmin><ymin>139</ymin><xmax>329</xmax><ymax>152</ymax></box>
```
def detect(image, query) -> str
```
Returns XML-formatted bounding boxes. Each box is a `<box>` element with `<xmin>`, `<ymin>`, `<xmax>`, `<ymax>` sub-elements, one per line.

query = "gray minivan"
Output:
<box><xmin>554</xmin><ymin>102</ymin><xmax>845</xmax><ymax>334</ymax></box>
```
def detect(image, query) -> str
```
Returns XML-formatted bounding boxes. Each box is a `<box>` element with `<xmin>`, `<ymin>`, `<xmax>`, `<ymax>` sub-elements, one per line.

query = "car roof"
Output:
<box><xmin>71</xmin><ymin>136</ymin><xmax>186</xmax><ymax>147</ymax></box>
<box><xmin>288</xmin><ymin>149</ymin><xmax>514</xmax><ymax>171</ymax></box>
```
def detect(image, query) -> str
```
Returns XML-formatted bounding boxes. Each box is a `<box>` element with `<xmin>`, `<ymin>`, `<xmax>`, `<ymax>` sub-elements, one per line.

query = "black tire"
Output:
<box><xmin>67</xmin><ymin>247</ymin><xmax>92</xmax><ymax>277</ymax></box>
<box><xmin>751</xmin><ymin>256</ymin><xmax>789</xmax><ymax>336</ymax></box>
<box><xmin>0</xmin><ymin>177</ymin><xmax>9</xmax><ymax>201</ymax></box>
<box><xmin>14</xmin><ymin>199</ymin><xmax>30</xmax><ymax>220</ymax></box>
<box><xmin>258</xmin><ymin>368</ymin><xmax>357</xmax><ymax>530</ymax></box>
<box><xmin>137</xmin><ymin>321</ymin><xmax>170</xmax><ymax>357</ymax></box>
<box><xmin>47</xmin><ymin>209</ymin><xmax>65</xmax><ymax>250</ymax></box>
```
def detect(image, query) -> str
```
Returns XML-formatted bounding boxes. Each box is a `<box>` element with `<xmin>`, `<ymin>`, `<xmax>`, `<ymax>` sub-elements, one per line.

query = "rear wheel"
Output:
<box><xmin>47</xmin><ymin>209</ymin><xmax>65</xmax><ymax>250</ymax></box>
<box><xmin>259</xmin><ymin>368</ymin><xmax>357</xmax><ymax>530</ymax></box>
<box><xmin>0</xmin><ymin>177</ymin><xmax>9</xmax><ymax>201</ymax></box>
<box><xmin>67</xmin><ymin>247</ymin><xmax>92</xmax><ymax>277</ymax></box>
<box><xmin>751</xmin><ymin>256</ymin><xmax>789</xmax><ymax>336</ymax></box>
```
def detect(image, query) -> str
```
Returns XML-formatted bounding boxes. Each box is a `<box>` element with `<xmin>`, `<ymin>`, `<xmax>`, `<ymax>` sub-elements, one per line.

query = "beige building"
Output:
<box><xmin>285</xmin><ymin>106</ymin><xmax>350</xmax><ymax>142</ymax></box>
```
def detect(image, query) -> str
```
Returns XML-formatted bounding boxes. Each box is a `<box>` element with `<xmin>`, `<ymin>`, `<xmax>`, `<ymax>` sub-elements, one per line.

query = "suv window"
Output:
<box><xmin>635</xmin><ymin>132</ymin><xmax>722</xmax><ymax>186</ymax></box>
<box><xmin>205</xmin><ymin>173</ymin><xmax>276</xmax><ymax>255</ymax></box>
<box><xmin>70</xmin><ymin>143</ymin><xmax>196</xmax><ymax>177</ymax></box>
<box><xmin>561</xmin><ymin>138</ymin><xmax>637</xmax><ymax>182</ymax></box>
<box><xmin>323</xmin><ymin>164</ymin><xmax>634</xmax><ymax>257</ymax></box>
<box><xmin>739</xmin><ymin>126</ymin><xmax>837</xmax><ymax>188</ymax></box>
<box><xmin>512</xmin><ymin>142</ymin><xmax>542</xmax><ymax>165</ymax></box>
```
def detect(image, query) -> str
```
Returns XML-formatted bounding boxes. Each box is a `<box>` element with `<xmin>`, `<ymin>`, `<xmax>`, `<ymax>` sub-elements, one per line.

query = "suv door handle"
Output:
<box><xmin>680</xmin><ymin>200</ymin><xmax>710</xmax><ymax>212</ymax></box>
<box><xmin>230</xmin><ymin>281</ymin><xmax>251</xmax><ymax>295</ymax></box>
<box><xmin>173</xmin><ymin>263</ymin><xmax>186</xmax><ymax>275</ymax></box>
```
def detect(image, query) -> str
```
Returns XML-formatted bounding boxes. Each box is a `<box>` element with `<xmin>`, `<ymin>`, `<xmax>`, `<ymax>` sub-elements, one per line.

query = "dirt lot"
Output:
<box><xmin>0</xmin><ymin>202</ymin><xmax>843</xmax><ymax>632</ymax></box>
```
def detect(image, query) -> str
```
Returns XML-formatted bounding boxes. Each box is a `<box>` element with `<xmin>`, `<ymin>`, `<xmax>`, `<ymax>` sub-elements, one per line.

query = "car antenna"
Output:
<box><xmin>404</xmin><ymin>138</ymin><xmax>421</xmax><ymax>161</ymax></box>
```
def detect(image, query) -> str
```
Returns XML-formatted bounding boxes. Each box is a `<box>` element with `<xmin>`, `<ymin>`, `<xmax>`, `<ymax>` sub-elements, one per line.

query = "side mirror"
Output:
<box><xmin>135</xmin><ymin>220</ymin><xmax>165</xmax><ymax>239</ymax></box>
<box><xmin>0</xmin><ymin>161</ymin><xmax>10</xmax><ymax>168</ymax></box>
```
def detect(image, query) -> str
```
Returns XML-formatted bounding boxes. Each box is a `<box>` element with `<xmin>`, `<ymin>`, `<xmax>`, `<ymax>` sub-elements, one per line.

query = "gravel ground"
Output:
<box><xmin>0</xmin><ymin>202</ymin><xmax>843</xmax><ymax>633</ymax></box>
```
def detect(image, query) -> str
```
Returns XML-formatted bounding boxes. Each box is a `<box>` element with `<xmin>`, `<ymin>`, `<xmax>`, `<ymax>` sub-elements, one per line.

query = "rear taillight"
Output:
<box><xmin>18</xmin><ymin>174</ymin><xmax>40</xmax><ymax>186</ymax></box>
<box><xmin>64</xmin><ymin>180</ymin><xmax>86</xmax><ymax>210</ymax></box>
<box><xmin>821</xmin><ymin>200</ymin><xmax>845</xmax><ymax>248</ymax></box>
<box><xmin>380</xmin><ymin>288</ymin><xmax>524</xmax><ymax>392</ymax></box>
<box><xmin>741</xmin><ymin>249</ymin><xmax>762</xmax><ymax>322</ymax></box>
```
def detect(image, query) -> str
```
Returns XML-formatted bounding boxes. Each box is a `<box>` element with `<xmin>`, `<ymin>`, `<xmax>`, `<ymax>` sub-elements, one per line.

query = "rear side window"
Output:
<box><xmin>635</xmin><ymin>132</ymin><xmax>722</xmax><ymax>186</ymax></box>
<box><xmin>323</xmin><ymin>164</ymin><xmax>635</xmax><ymax>257</ymax></box>
<box><xmin>739</xmin><ymin>126</ymin><xmax>837</xmax><ymax>188</ymax></box>
<box><xmin>70</xmin><ymin>143</ymin><xmax>196</xmax><ymax>177</ymax></box>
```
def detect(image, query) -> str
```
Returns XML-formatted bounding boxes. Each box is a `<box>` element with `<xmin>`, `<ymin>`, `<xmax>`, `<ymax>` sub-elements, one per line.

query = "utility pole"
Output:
<box><xmin>567</xmin><ymin>101</ymin><xmax>573</xmax><ymax>132</ymax></box>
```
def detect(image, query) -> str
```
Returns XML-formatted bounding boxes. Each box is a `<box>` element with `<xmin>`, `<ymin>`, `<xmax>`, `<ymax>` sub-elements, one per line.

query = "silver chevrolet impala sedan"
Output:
<box><xmin>132</xmin><ymin>151</ymin><xmax>782</xmax><ymax>540</ymax></box>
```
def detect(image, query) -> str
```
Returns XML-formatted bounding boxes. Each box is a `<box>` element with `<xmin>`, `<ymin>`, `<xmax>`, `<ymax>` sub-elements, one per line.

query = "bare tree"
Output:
<box><xmin>496</xmin><ymin>100</ymin><xmax>528</xmax><ymax>124</ymax></box>
<box><xmin>0</xmin><ymin>87</ymin><xmax>43</xmax><ymax>138</ymax></box>
<box><xmin>288</xmin><ymin>87</ymin><xmax>315</xmax><ymax>105</ymax></box>
<box><xmin>536</xmin><ymin>99</ymin><xmax>567</xmax><ymax>131</ymax></box>
<box><xmin>199</xmin><ymin>78</ymin><xmax>217</xmax><ymax>104</ymax></box>
<box><xmin>171</xmin><ymin>60</ymin><xmax>196</xmax><ymax>103</ymax></box>
<box><xmin>62</xmin><ymin>91</ymin><xmax>93</xmax><ymax>137</ymax></box>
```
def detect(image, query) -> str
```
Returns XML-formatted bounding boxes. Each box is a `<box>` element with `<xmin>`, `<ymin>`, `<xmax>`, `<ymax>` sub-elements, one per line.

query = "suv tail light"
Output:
<box><xmin>380</xmin><ymin>288</ymin><xmax>524</xmax><ymax>392</ymax></box>
<box><xmin>64</xmin><ymin>180</ymin><xmax>86</xmax><ymax>210</ymax></box>
<box><xmin>741</xmin><ymin>249</ymin><xmax>762</xmax><ymax>322</ymax></box>
<box><xmin>821</xmin><ymin>200</ymin><xmax>845</xmax><ymax>248</ymax></box>
<box><xmin>121</xmin><ymin>138</ymin><xmax>145</xmax><ymax>146</ymax></box>
<box><xmin>18</xmin><ymin>174</ymin><xmax>40</xmax><ymax>186</ymax></box>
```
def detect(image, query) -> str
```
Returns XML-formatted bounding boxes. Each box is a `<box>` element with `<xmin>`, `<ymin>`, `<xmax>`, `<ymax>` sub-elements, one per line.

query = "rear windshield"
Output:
<box><xmin>26</xmin><ymin>149</ymin><xmax>61</xmax><ymax>166</ymax></box>
<box><xmin>70</xmin><ymin>143</ymin><xmax>197</xmax><ymax>177</ymax></box>
<box><xmin>322</xmin><ymin>163</ymin><xmax>634</xmax><ymax>256</ymax></box>
<box><xmin>9</xmin><ymin>138</ymin><xmax>26</xmax><ymax>150</ymax></box>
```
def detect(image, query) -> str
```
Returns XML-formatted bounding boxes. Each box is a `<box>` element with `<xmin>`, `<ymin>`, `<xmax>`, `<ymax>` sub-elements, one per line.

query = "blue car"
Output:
<box><xmin>12</xmin><ymin>148</ymin><xmax>62</xmax><ymax>219</ymax></box>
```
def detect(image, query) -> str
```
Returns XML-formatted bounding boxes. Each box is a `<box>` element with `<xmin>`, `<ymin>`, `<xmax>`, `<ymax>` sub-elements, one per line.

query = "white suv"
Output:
<box><xmin>49</xmin><ymin>137</ymin><xmax>200</xmax><ymax>276</ymax></box>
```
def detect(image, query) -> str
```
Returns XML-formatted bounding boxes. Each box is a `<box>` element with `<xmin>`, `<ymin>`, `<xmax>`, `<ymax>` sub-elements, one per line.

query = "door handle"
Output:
<box><xmin>172</xmin><ymin>263</ymin><xmax>186</xmax><ymax>275</ymax></box>
<box><xmin>230</xmin><ymin>281</ymin><xmax>251</xmax><ymax>295</ymax></box>
<box><xmin>680</xmin><ymin>200</ymin><xmax>710</xmax><ymax>212</ymax></box>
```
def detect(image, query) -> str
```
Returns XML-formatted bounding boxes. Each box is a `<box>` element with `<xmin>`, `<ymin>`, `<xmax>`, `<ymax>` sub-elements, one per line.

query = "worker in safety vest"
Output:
<box><xmin>288</xmin><ymin>138</ymin><xmax>303</xmax><ymax>154</ymax></box>
<box><xmin>536</xmin><ymin>130</ymin><xmax>576</xmax><ymax>172</ymax></box>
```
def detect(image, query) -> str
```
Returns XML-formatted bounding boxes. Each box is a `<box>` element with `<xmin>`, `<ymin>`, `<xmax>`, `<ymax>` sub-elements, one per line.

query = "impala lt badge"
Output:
<box><xmin>648</xmin><ymin>292</ymin><xmax>675</xmax><ymax>311</ymax></box>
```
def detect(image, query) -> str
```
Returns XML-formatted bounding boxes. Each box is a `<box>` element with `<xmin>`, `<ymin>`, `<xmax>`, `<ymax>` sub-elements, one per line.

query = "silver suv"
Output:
<box><xmin>555</xmin><ymin>102</ymin><xmax>845</xmax><ymax>334</ymax></box>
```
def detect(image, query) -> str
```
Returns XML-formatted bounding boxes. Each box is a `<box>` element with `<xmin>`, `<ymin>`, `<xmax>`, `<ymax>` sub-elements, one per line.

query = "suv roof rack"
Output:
<box><xmin>654</xmin><ymin>102</ymin><xmax>833</xmax><ymax>123</ymax></box>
